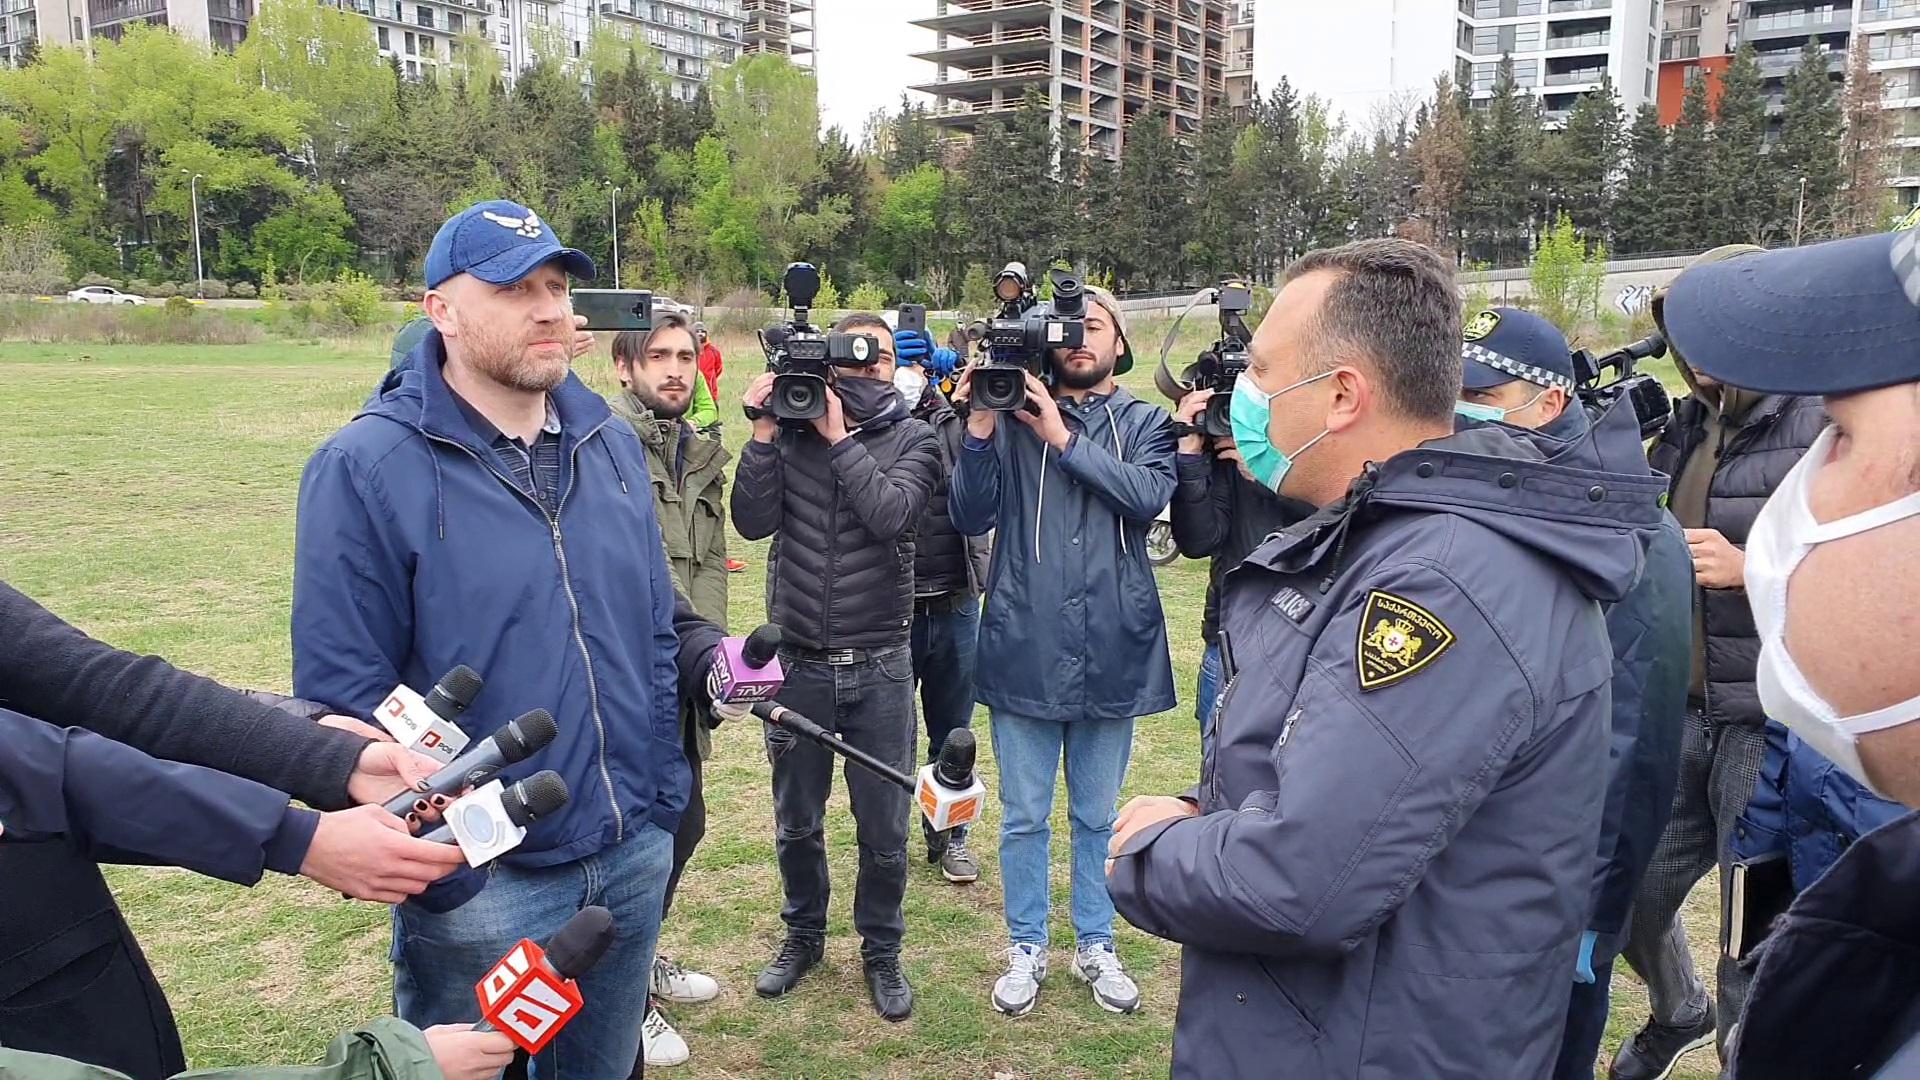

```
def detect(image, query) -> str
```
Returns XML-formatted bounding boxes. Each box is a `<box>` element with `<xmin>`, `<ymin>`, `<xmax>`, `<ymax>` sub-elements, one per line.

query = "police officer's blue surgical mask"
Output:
<box><xmin>1228</xmin><ymin>369</ymin><xmax>1337</xmax><ymax>493</ymax></box>
<box><xmin>1454</xmin><ymin>387</ymin><xmax>1547</xmax><ymax>424</ymax></box>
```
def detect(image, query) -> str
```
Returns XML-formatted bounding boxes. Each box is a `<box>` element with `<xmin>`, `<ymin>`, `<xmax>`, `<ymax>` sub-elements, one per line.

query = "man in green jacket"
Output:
<box><xmin>610</xmin><ymin>314</ymin><xmax>730</xmax><ymax>1073</ymax></box>
<box><xmin>0</xmin><ymin>1019</ymin><xmax>509</xmax><ymax>1080</ymax></box>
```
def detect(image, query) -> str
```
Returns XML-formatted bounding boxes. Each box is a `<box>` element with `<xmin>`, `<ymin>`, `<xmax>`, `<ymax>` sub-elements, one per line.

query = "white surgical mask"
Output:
<box><xmin>893</xmin><ymin>364</ymin><xmax>928</xmax><ymax>406</ymax></box>
<box><xmin>1747</xmin><ymin>424</ymin><xmax>1920</xmax><ymax>796</ymax></box>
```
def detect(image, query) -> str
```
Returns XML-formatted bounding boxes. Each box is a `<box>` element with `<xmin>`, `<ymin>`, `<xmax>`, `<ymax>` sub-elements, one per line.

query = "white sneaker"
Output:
<box><xmin>651</xmin><ymin>955</ymin><xmax>719</xmax><ymax>1004</ymax></box>
<box><xmin>992</xmin><ymin>943</ymin><xmax>1048</xmax><ymax>1017</ymax></box>
<box><xmin>1072</xmin><ymin>942</ymin><xmax>1141</xmax><ymax>1014</ymax></box>
<box><xmin>641</xmin><ymin>1003</ymin><xmax>690</xmax><ymax>1068</ymax></box>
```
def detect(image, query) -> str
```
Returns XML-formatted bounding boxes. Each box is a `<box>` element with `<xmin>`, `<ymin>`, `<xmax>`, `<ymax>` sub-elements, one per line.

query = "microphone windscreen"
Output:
<box><xmin>503</xmin><ymin>770</ymin><xmax>569</xmax><ymax>827</ymax></box>
<box><xmin>935</xmin><ymin>728</ymin><xmax>977</xmax><ymax>786</ymax></box>
<box><xmin>743</xmin><ymin>624</ymin><xmax>784</xmax><ymax>668</ymax></box>
<box><xmin>498</xmin><ymin>709</ymin><xmax>558</xmax><ymax>762</ymax></box>
<box><xmin>428</xmin><ymin>665</ymin><xmax>485</xmax><ymax>715</ymax></box>
<box><xmin>546</xmin><ymin>906</ymin><xmax>616</xmax><ymax>979</ymax></box>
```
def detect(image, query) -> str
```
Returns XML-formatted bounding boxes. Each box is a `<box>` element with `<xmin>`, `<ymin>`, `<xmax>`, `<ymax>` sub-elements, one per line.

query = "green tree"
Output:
<box><xmin>958</xmin><ymin>262</ymin><xmax>994</xmax><ymax>314</ymax></box>
<box><xmin>868</xmin><ymin>163</ymin><xmax>944</xmax><ymax>287</ymax></box>
<box><xmin>1776</xmin><ymin>40</ymin><xmax>1844</xmax><ymax>242</ymax></box>
<box><xmin>1535</xmin><ymin>76</ymin><xmax>1622</xmax><ymax>238</ymax></box>
<box><xmin>845</xmin><ymin>280</ymin><xmax>889</xmax><ymax>310</ymax></box>
<box><xmin>248</xmin><ymin>186</ymin><xmax>356</xmax><ymax>282</ymax></box>
<box><xmin>1837</xmin><ymin>35</ymin><xmax>1895</xmax><ymax>236</ymax></box>
<box><xmin>0</xmin><ymin>46</ymin><xmax>118</xmax><ymax>245</ymax></box>
<box><xmin>1611</xmin><ymin>104</ymin><xmax>1668</xmax><ymax>255</ymax></box>
<box><xmin>1529</xmin><ymin>211</ymin><xmax>1607</xmax><ymax>336</ymax></box>
<box><xmin>1463</xmin><ymin>57</ymin><xmax>1541</xmax><ymax>265</ymax></box>
<box><xmin>235</xmin><ymin>0</ymin><xmax>393</xmax><ymax>183</ymax></box>
<box><xmin>1707</xmin><ymin>45</ymin><xmax>1771</xmax><ymax>244</ymax></box>
<box><xmin>1185</xmin><ymin>107</ymin><xmax>1254</xmax><ymax>277</ymax></box>
<box><xmin>1411</xmin><ymin>75</ymin><xmax>1470</xmax><ymax>255</ymax></box>
<box><xmin>1658</xmin><ymin>72</ymin><xmax>1715</xmax><ymax>250</ymax></box>
<box><xmin>1110</xmin><ymin>111</ymin><xmax>1190</xmax><ymax>290</ymax></box>
<box><xmin>708</xmin><ymin>54</ymin><xmax>823</xmax><ymax>277</ymax></box>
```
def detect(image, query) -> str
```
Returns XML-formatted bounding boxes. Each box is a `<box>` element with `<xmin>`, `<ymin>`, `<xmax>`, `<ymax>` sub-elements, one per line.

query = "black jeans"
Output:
<box><xmin>661</xmin><ymin>729</ymin><xmax>705</xmax><ymax>919</ymax></box>
<box><xmin>765</xmin><ymin>644</ymin><xmax>916</xmax><ymax>959</ymax></box>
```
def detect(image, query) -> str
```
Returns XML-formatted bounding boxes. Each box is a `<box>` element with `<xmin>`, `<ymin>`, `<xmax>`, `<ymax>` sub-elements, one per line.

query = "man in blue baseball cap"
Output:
<box><xmin>1454</xmin><ymin>309</ymin><xmax>1695</xmax><ymax>1080</ymax></box>
<box><xmin>1657</xmin><ymin>229</ymin><xmax>1920</xmax><ymax>1080</ymax></box>
<box><xmin>291</xmin><ymin>200</ymin><xmax>692</xmax><ymax>1075</ymax></box>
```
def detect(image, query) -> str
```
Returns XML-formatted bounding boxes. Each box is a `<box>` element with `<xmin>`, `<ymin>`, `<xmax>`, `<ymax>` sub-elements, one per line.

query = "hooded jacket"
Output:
<box><xmin>948</xmin><ymin>386</ymin><xmax>1177</xmax><ymax>722</ymax></box>
<box><xmin>1647</xmin><ymin>387</ymin><xmax>1824</xmax><ymax>727</ymax></box>
<box><xmin>729</xmin><ymin>384</ymin><xmax>940</xmax><ymax>651</ymax></box>
<box><xmin>1108</xmin><ymin>400</ymin><xmax>1668</xmax><ymax>1079</ymax></box>
<box><xmin>293</xmin><ymin>329</ymin><xmax>688</xmax><ymax>869</ymax></box>
<box><xmin>1542</xmin><ymin>404</ymin><xmax>1693</xmax><ymax>945</ymax></box>
<box><xmin>910</xmin><ymin>385</ymin><xmax>991</xmax><ymax>599</ymax></box>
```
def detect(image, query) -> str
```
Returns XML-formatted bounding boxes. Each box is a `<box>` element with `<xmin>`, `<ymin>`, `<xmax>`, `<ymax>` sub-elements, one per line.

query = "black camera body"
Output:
<box><xmin>1572</xmin><ymin>332</ymin><xmax>1673</xmax><ymax>442</ymax></box>
<box><xmin>971</xmin><ymin>262</ymin><xmax>1087</xmax><ymax>413</ymax></box>
<box><xmin>755</xmin><ymin>262</ymin><xmax>882</xmax><ymax>425</ymax></box>
<box><xmin>1178</xmin><ymin>278</ymin><xmax>1254</xmax><ymax>439</ymax></box>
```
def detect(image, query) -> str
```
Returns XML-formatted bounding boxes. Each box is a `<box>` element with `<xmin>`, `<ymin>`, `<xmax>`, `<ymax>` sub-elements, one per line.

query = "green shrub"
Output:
<box><xmin>845</xmin><ymin>282</ymin><xmax>889</xmax><ymax>312</ymax></box>
<box><xmin>325</xmin><ymin>270</ymin><xmax>385</xmax><ymax>329</ymax></box>
<box><xmin>0</xmin><ymin>300</ymin><xmax>265</xmax><ymax>345</ymax></box>
<box><xmin>149</xmin><ymin>282</ymin><xmax>180</xmax><ymax>300</ymax></box>
<box><xmin>194</xmin><ymin>279</ymin><xmax>230</xmax><ymax>299</ymax></box>
<box><xmin>163</xmin><ymin>295</ymin><xmax>195</xmax><ymax>316</ymax></box>
<box><xmin>229</xmin><ymin>281</ymin><xmax>258</xmax><ymax>299</ymax></box>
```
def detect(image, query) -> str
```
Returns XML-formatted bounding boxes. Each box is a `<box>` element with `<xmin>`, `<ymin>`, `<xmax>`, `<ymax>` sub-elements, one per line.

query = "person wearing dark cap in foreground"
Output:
<box><xmin>1657</xmin><ymin>227</ymin><xmax>1920</xmax><ymax>1080</ymax></box>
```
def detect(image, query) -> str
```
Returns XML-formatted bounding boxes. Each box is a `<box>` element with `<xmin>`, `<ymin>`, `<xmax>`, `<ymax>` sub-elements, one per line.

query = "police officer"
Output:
<box><xmin>1106</xmin><ymin>239</ymin><xmax>1669</xmax><ymax>1078</ymax></box>
<box><xmin>1655</xmin><ymin>229</ymin><xmax>1920</xmax><ymax>1079</ymax></box>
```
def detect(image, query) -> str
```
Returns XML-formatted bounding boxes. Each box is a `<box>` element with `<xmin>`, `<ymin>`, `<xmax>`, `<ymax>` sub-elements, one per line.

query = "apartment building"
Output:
<box><xmin>910</xmin><ymin>0</ymin><xmax>1236</xmax><ymax>161</ymax></box>
<box><xmin>1225</xmin><ymin>0</ymin><xmax>1252</xmax><ymax>110</ymax></box>
<box><xmin>1258</xmin><ymin>0</ymin><xmax>1657</xmax><ymax>130</ymax></box>
<box><xmin>0</xmin><ymin>0</ymin><xmax>246</xmax><ymax>63</ymax></box>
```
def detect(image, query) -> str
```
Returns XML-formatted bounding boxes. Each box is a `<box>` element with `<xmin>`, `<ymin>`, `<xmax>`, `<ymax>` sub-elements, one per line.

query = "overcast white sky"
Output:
<box><xmin>814</xmin><ymin>0</ymin><xmax>937</xmax><ymax>143</ymax></box>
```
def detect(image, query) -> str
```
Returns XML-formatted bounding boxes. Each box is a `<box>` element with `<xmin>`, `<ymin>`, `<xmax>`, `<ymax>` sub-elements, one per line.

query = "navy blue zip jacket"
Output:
<box><xmin>293</xmin><ymin>329</ymin><xmax>687</xmax><ymax>872</ymax></box>
<box><xmin>0</xmin><ymin>707</ymin><xmax>315</xmax><ymax>885</ymax></box>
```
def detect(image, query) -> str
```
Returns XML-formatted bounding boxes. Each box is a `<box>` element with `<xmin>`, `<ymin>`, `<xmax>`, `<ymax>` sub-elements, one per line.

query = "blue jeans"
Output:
<box><xmin>1196</xmin><ymin>641</ymin><xmax>1223</xmax><ymax>728</ymax></box>
<box><xmin>910</xmin><ymin>596</ymin><xmax>980</xmax><ymax>836</ymax></box>
<box><xmin>393</xmin><ymin>822</ymin><xmax>673</xmax><ymax>1077</ymax></box>
<box><xmin>989</xmin><ymin>710</ymin><xmax>1135</xmax><ymax>948</ymax></box>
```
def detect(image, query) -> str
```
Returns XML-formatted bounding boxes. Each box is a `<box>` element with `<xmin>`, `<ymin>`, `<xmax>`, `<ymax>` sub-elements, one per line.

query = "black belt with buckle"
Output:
<box><xmin>784</xmin><ymin>645</ymin><xmax>871</xmax><ymax>666</ymax></box>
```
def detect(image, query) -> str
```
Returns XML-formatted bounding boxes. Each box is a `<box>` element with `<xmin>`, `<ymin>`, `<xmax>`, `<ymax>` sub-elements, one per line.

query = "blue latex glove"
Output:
<box><xmin>892</xmin><ymin>328</ymin><xmax>931</xmax><ymax>366</ymax></box>
<box><xmin>927</xmin><ymin>346</ymin><xmax>960</xmax><ymax>378</ymax></box>
<box><xmin>1573</xmin><ymin>929</ymin><xmax>1599</xmax><ymax>984</ymax></box>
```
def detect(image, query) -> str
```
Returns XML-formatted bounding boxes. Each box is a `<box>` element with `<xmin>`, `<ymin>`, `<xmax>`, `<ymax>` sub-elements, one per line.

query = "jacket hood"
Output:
<box><xmin>1256</xmin><ymin>397</ymin><xmax>1667</xmax><ymax>604</ymax></box>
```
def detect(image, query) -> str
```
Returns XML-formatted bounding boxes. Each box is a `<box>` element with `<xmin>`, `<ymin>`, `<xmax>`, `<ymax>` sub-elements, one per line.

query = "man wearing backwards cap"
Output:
<box><xmin>1657</xmin><ymin>228</ymin><xmax>1920</xmax><ymax>1080</ymax></box>
<box><xmin>292</xmin><ymin>200</ymin><xmax>689</xmax><ymax>1074</ymax></box>
<box><xmin>1454</xmin><ymin>309</ymin><xmax>1694</xmax><ymax>1080</ymax></box>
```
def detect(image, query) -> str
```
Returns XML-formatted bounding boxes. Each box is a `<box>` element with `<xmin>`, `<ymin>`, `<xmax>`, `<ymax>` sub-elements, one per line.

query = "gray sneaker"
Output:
<box><xmin>940</xmin><ymin>832</ymin><xmax>980</xmax><ymax>884</ymax></box>
<box><xmin>992</xmin><ymin>943</ymin><xmax>1047</xmax><ymax>1017</ymax></box>
<box><xmin>1072</xmin><ymin>942</ymin><xmax>1140</xmax><ymax>1014</ymax></box>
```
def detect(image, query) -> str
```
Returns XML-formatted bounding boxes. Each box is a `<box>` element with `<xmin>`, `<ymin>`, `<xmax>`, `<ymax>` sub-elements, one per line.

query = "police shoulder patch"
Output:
<box><xmin>1463</xmin><ymin>309</ymin><xmax>1501</xmax><ymax>342</ymax></box>
<box><xmin>1355</xmin><ymin>590</ymin><xmax>1456</xmax><ymax>692</ymax></box>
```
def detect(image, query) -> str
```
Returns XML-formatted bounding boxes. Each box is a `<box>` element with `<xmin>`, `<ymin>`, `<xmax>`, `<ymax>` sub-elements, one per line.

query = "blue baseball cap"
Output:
<box><xmin>1661</xmin><ymin>229</ymin><xmax>1920</xmax><ymax>395</ymax></box>
<box><xmin>423</xmin><ymin>200</ymin><xmax>595</xmax><ymax>290</ymax></box>
<box><xmin>1460</xmin><ymin>307</ymin><xmax>1576</xmax><ymax>393</ymax></box>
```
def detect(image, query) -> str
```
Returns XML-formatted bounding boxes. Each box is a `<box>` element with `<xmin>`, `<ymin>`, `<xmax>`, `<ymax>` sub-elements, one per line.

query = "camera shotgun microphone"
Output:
<box><xmin>423</xmin><ymin>770</ymin><xmax>569</xmax><ymax>867</ymax></box>
<box><xmin>383</xmin><ymin>709</ymin><xmax>559</xmax><ymax>827</ymax></box>
<box><xmin>916</xmin><ymin>728</ymin><xmax>987</xmax><ymax>834</ymax></box>
<box><xmin>750</xmin><ymin>700</ymin><xmax>916</xmax><ymax>790</ymax></box>
<box><xmin>473</xmin><ymin>905</ymin><xmax>616</xmax><ymax>1053</ymax></box>
<box><xmin>374</xmin><ymin>664</ymin><xmax>483</xmax><ymax>764</ymax></box>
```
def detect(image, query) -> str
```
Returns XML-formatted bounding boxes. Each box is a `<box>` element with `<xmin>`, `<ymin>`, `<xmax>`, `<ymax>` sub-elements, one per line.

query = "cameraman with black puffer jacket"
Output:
<box><xmin>731</xmin><ymin>312</ymin><xmax>941</xmax><ymax>1022</ymax></box>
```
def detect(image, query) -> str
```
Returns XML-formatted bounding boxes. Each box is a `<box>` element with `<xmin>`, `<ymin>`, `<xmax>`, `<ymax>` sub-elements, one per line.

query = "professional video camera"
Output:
<box><xmin>1572</xmin><ymin>332</ymin><xmax>1673</xmax><ymax>441</ymax></box>
<box><xmin>1153</xmin><ymin>276</ymin><xmax>1256</xmax><ymax>439</ymax></box>
<box><xmin>969</xmin><ymin>262</ymin><xmax>1087</xmax><ymax>413</ymax></box>
<box><xmin>753</xmin><ymin>261</ymin><xmax>882</xmax><ymax>425</ymax></box>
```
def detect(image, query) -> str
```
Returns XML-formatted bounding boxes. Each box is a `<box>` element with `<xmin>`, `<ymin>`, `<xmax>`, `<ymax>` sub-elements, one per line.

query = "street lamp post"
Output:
<box><xmin>608</xmin><ymin>183</ymin><xmax>622</xmax><ymax>288</ymax></box>
<box><xmin>183</xmin><ymin>170</ymin><xmax>205</xmax><ymax>296</ymax></box>
<box><xmin>1793</xmin><ymin>175</ymin><xmax>1809</xmax><ymax>247</ymax></box>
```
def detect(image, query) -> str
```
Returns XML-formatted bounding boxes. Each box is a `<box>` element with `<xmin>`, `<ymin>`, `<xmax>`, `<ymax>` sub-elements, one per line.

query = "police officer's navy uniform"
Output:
<box><xmin>1109</xmin><ymin>400</ymin><xmax>1668</xmax><ymax>1079</ymax></box>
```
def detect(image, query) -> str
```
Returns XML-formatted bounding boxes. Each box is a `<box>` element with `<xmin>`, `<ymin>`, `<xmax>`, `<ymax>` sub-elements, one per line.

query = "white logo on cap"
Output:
<box><xmin>481</xmin><ymin>209</ymin><xmax>545</xmax><ymax>240</ymax></box>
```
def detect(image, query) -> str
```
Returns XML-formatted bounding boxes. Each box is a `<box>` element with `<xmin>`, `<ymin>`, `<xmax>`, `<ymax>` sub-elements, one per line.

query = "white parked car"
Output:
<box><xmin>651</xmin><ymin>294</ymin><xmax>696</xmax><ymax>319</ymax></box>
<box><xmin>66</xmin><ymin>285</ymin><xmax>146</xmax><ymax>305</ymax></box>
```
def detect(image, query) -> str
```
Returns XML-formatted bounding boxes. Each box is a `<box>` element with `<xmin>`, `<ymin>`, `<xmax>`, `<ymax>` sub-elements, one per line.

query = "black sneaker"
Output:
<box><xmin>754</xmin><ymin>935</ymin><xmax>823</xmax><ymax>999</ymax></box>
<box><xmin>1609</xmin><ymin>1003</ymin><xmax>1717</xmax><ymax>1080</ymax></box>
<box><xmin>864</xmin><ymin>955</ymin><xmax>914</xmax><ymax>1021</ymax></box>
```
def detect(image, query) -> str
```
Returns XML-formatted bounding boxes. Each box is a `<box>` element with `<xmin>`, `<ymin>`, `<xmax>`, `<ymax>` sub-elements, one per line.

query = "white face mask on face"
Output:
<box><xmin>893</xmin><ymin>364</ymin><xmax>928</xmax><ymax>405</ymax></box>
<box><xmin>1748</xmin><ymin>425</ymin><xmax>1920</xmax><ymax>796</ymax></box>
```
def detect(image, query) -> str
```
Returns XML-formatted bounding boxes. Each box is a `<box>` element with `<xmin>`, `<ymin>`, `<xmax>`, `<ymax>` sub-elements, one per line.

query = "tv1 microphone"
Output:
<box><xmin>916</xmin><ymin>728</ymin><xmax>986</xmax><ymax>834</ymax></box>
<box><xmin>373</xmin><ymin>664</ymin><xmax>483</xmax><ymax>764</ymax></box>
<box><xmin>423</xmin><ymin>770</ymin><xmax>568</xmax><ymax>867</ymax></box>
<box><xmin>707</xmin><ymin>624</ymin><xmax>786</xmax><ymax>723</ymax></box>
<box><xmin>383</xmin><ymin>709</ymin><xmax>558</xmax><ymax>827</ymax></box>
<box><xmin>474</xmin><ymin>905</ymin><xmax>615</xmax><ymax>1053</ymax></box>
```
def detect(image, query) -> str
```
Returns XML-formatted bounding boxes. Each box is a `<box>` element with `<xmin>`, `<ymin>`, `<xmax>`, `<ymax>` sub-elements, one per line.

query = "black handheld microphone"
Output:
<box><xmin>422</xmin><ymin>770</ymin><xmax>570</xmax><ymax>846</ymax></box>
<box><xmin>934</xmin><ymin>727</ymin><xmax>978</xmax><ymax>789</ymax></box>
<box><xmin>742</xmin><ymin>624</ymin><xmax>782</xmax><ymax>667</ymax></box>
<box><xmin>425</xmin><ymin>665</ymin><xmax>485</xmax><ymax>720</ymax></box>
<box><xmin>384</xmin><ymin>709</ymin><xmax>559</xmax><ymax>824</ymax></box>
<box><xmin>474</xmin><ymin>905</ymin><xmax>617</xmax><ymax>1036</ymax></box>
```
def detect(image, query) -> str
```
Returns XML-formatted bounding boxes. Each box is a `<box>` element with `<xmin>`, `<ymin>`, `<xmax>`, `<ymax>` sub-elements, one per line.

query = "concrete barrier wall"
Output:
<box><xmin>1458</xmin><ymin>254</ymin><xmax>1697</xmax><ymax>316</ymax></box>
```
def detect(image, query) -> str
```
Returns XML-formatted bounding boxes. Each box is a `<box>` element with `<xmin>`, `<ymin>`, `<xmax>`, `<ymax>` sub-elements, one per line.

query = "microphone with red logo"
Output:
<box><xmin>373</xmin><ymin>665</ymin><xmax>483</xmax><ymax>764</ymax></box>
<box><xmin>473</xmin><ymin>906</ymin><xmax>616</xmax><ymax>1053</ymax></box>
<box><xmin>383</xmin><ymin>709</ymin><xmax>558</xmax><ymax>829</ymax></box>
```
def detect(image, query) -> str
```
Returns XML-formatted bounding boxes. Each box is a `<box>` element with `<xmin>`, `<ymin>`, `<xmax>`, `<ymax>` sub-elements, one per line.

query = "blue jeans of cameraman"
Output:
<box><xmin>1196</xmin><ymin>642</ymin><xmax>1224</xmax><ymax>728</ymax></box>
<box><xmin>393</xmin><ymin>821</ymin><xmax>673</xmax><ymax>1078</ymax></box>
<box><xmin>910</xmin><ymin>592</ymin><xmax>980</xmax><ymax>845</ymax></box>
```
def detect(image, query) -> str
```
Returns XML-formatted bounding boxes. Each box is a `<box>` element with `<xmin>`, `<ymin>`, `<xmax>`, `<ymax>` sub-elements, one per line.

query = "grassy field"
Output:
<box><xmin>0</xmin><ymin>327</ymin><xmax>1721</xmax><ymax>1078</ymax></box>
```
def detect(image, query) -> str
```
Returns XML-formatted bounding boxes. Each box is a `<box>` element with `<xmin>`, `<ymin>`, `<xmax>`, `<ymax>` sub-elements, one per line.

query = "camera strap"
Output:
<box><xmin>1154</xmin><ymin>286</ymin><xmax>1222</xmax><ymax>402</ymax></box>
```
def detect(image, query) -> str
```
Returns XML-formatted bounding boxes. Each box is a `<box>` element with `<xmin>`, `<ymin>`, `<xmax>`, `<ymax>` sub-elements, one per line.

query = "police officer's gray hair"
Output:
<box><xmin>612</xmin><ymin>313</ymin><xmax>696</xmax><ymax>366</ymax></box>
<box><xmin>1284</xmin><ymin>240</ymin><xmax>1462</xmax><ymax>423</ymax></box>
